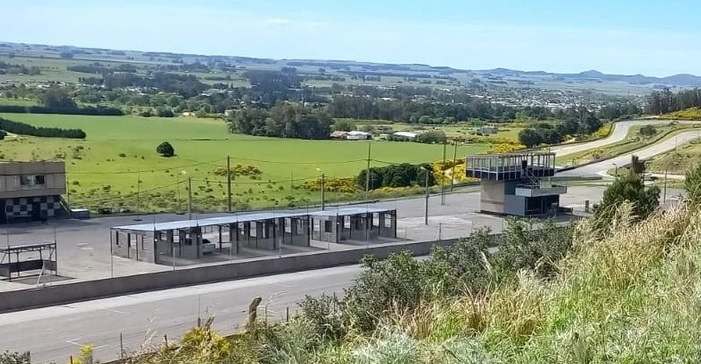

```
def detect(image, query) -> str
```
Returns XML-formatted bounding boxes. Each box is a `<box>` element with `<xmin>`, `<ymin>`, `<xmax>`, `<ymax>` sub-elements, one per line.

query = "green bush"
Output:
<box><xmin>156</xmin><ymin>141</ymin><xmax>175</xmax><ymax>157</ymax></box>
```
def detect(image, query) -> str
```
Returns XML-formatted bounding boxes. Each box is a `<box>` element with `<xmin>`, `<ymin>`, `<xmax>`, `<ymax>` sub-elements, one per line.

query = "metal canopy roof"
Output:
<box><xmin>308</xmin><ymin>207</ymin><xmax>394</xmax><ymax>217</ymax></box>
<box><xmin>112</xmin><ymin>211</ymin><xmax>305</xmax><ymax>233</ymax></box>
<box><xmin>112</xmin><ymin>207</ymin><xmax>396</xmax><ymax>233</ymax></box>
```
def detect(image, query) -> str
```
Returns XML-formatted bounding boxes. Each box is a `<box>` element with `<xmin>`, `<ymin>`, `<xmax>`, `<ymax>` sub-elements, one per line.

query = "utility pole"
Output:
<box><xmin>450</xmin><ymin>141</ymin><xmax>458</xmax><ymax>192</ymax></box>
<box><xmin>226</xmin><ymin>156</ymin><xmax>232</xmax><ymax>212</ymax></box>
<box><xmin>365</xmin><ymin>141</ymin><xmax>371</xmax><ymax>202</ymax></box>
<box><xmin>135</xmin><ymin>172</ymin><xmax>141</xmax><ymax>221</ymax></box>
<box><xmin>424</xmin><ymin>168</ymin><xmax>430</xmax><ymax>225</ymax></box>
<box><xmin>441</xmin><ymin>141</ymin><xmax>447</xmax><ymax>205</ymax></box>
<box><xmin>176</xmin><ymin>173</ymin><xmax>182</xmax><ymax>213</ymax></box>
<box><xmin>663</xmin><ymin>169</ymin><xmax>668</xmax><ymax>204</ymax></box>
<box><xmin>66</xmin><ymin>177</ymin><xmax>70</xmax><ymax>205</ymax></box>
<box><xmin>320</xmin><ymin>173</ymin><xmax>326</xmax><ymax>211</ymax></box>
<box><xmin>188</xmin><ymin>176</ymin><xmax>193</xmax><ymax>220</ymax></box>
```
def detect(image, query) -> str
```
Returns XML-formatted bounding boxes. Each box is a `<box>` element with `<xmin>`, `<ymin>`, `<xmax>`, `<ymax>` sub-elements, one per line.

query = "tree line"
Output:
<box><xmin>645</xmin><ymin>87</ymin><xmax>701</xmax><ymax>115</ymax></box>
<box><xmin>0</xmin><ymin>117</ymin><xmax>86</xmax><ymax>139</ymax></box>
<box><xmin>226</xmin><ymin>103</ymin><xmax>332</xmax><ymax>140</ymax></box>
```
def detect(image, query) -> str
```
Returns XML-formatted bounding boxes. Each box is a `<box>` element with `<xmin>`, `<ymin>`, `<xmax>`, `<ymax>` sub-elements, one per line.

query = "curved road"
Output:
<box><xmin>560</xmin><ymin>130</ymin><xmax>701</xmax><ymax>178</ymax></box>
<box><xmin>552</xmin><ymin>119</ymin><xmax>698</xmax><ymax>157</ymax></box>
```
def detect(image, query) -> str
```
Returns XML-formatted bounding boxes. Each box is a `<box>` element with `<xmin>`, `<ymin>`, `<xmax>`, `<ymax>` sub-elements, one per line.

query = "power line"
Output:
<box><xmin>67</xmin><ymin>158</ymin><xmax>226</xmax><ymax>175</ymax></box>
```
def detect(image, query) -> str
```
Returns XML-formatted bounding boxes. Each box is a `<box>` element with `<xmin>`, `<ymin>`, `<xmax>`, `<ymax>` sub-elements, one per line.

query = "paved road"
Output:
<box><xmin>0</xmin><ymin>186</ymin><xmax>605</xmax><ymax>363</ymax></box>
<box><xmin>560</xmin><ymin>130</ymin><xmax>701</xmax><ymax>178</ymax></box>
<box><xmin>552</xmin><ymin>119</ymin><xmax>698</xmax><ymax>157</ymax></box>
<box><xmin>0</xmin><ymin>265</ymin><xmax>361</xmax><ymax>363</ymax></box>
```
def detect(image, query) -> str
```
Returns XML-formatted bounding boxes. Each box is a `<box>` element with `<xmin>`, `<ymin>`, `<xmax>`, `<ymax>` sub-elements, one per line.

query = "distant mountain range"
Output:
<box><xmin>472</xmin><ymin>68</ymin><xmax>701</xmax><ymax>88</ymax></box>
<box><xmin>2</xmin><ymin>40</ymin><xmax>700</xmax><ymax>88</ymax></box>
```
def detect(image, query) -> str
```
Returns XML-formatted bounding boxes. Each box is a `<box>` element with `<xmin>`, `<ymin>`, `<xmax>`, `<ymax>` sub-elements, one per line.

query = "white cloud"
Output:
<box><xmin>264</xmin><ymin>18</ymin><xmax>292</xmax><ymax>25</ymax></box>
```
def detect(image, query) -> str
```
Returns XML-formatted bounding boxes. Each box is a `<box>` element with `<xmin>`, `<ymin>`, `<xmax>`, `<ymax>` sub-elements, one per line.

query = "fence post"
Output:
<box><xmin>70</xmin><ymin>356</ymin><xmax>73</xmax><ymax>364</ymax></box>
<box><xmin>286</xmin><ymin>306</ymin><xmax>290</xmax><ymax>322</ymax></box>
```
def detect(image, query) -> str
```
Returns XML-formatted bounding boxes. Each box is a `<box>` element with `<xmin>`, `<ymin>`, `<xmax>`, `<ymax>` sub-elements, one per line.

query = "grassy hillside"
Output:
<box><xmin>0</xmin><ymin>113</ymin><xmax>489</xmax><ymax>212</ymax></box>
<box><xmin>56</xmin><ymin>198</ymin><xmax>701</xmax><ymax>364</ymax></box>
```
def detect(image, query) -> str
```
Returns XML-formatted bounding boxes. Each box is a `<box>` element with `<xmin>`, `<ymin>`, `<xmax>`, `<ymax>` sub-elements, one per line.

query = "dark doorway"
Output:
<box><xmin>31</xmin><ymin>202</ymin><xmax>41</xmax><ymax>221</ymax></box>
<box><xmin>0</xmin><ymin>200</ymin><xmax>5</xmax><ymax>224</ymax></box>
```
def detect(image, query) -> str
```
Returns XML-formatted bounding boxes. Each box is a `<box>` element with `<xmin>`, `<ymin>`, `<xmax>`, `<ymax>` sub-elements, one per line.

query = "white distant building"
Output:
<box><xmin>479</xmin><ymin>125</ymin><xmax>498</xmax><ymax>135</ymax></box>
<box><xmin>392</xmin><ymin>131</ymin><xmax>419</xmax><ymax>141</ymax></box>
<box><xmin>346</xmin><ymin>131</ymin><xmax>372</xmax><ymax>140</ymax></box>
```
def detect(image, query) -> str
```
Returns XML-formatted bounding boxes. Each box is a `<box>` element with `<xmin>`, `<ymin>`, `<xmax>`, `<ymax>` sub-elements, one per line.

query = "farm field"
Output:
<box><xmin>0</xmin><ymin>113</ymin><xmax>490</xmax><ymax>212</ymax></box>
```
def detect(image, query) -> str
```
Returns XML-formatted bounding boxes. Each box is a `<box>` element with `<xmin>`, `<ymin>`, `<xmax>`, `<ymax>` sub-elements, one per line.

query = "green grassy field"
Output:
<box><xmin>0</xmin><ymin>113</ymin><xmax>490</xmax><ymax>212</ymax></box>
<box><xmin>647</xmin><ymin>138</ymin><xmax>701</xmax><ymax>174</ymax></box>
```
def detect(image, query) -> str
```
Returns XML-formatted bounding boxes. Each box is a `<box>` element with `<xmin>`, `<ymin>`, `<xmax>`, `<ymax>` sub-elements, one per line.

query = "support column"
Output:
<box><xmin>218</xmin><ymin>225</ymin><xmax>223</xmax><ymax>251</ymax></box>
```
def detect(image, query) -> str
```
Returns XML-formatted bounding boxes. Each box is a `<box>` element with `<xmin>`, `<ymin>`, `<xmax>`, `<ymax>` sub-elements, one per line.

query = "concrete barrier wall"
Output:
<box><xmin>0</xmin><ymin>234</ymin><xmax>509</xmax><ymax>313</ymax></box>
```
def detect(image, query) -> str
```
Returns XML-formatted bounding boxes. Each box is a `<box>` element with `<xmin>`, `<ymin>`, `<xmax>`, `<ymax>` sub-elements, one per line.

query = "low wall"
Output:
<box><xmin>0</xmin><ymin>235</ymin><xmax>504</xmax><ymax>313</ymax></box>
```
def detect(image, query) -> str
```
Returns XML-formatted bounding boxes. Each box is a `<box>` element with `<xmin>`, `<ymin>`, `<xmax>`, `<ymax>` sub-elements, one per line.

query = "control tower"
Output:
<box><xmin>465</xmin><ymin>152</ymin><xmax>567</xmax><ymax>216</ymax></box>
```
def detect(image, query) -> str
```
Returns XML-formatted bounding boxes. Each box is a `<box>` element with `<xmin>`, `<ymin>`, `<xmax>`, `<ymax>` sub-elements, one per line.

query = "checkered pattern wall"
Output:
<box><xmin>4</xmin><ymin>195</ymin><xmax>64</xmax><ymax>219</ymax></box>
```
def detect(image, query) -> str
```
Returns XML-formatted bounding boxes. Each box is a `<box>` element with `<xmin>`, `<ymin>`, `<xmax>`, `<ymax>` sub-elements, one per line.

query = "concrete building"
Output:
<box><xmin>466</xmin><ymin>152</ymin><xmax>567</xmax><ymax>216</ymax></box>
<box><xmin>0</xmin><ymin>161</ymin><xmax>67</xmax><ymax>223</ymax></box>
<box><xmin>309</xmin><ymin>207</ymin><xmax>397</xmax><ymax>243</ymax></box>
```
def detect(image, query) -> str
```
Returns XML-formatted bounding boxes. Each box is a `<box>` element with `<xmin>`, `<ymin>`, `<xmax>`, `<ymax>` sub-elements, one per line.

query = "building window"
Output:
<box><xmin>324</xmin><ymin>220</ymin><xmax>332</xmax><ymax>233</ymax></box>
<box><xmin>19</xmin><ymin>175</ymin><xmax>45</xmax><ymax>186</ymax></box>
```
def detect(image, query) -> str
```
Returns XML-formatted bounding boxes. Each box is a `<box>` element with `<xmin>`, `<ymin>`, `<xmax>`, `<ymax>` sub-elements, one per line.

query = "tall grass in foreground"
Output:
<box><xmin>73</xmin><ymin>202</ymin><xmax>701</xmax><ymax>363</ymax></box>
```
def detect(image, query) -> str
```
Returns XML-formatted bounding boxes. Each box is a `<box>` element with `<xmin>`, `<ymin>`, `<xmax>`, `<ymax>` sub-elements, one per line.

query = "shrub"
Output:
<box><xmin>639</xmin><ymin>124</ymin><xmax>657</xmax><ymax>137</ymax></box>
<box><xmin>685</xmin><ymin>160</ymin><xmax>701</xmax><ymax>205</ymax></box>
<box><xmin>156</xmin><ymin>141</ymin><xmax>175</xmax><ymax>157</ymax></box>
<box><xmin>416</xmin><ymin>130</ymin><xmax>447</xmax><ymax>144</ymax></box>
<box><xmin>593</xmin><ymin>171</ymin><xmax>660</xmax><ymax>234</ymax></box>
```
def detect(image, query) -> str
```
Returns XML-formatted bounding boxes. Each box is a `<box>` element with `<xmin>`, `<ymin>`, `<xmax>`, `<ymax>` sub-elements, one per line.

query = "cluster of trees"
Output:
<box><xmin>518</xmin><ymin>107</ymin><xmax>603</xmax><ymax>147</ymax></box>
<box><xmin>0</xmin><ymin>117</ymin><xmax>86</xmax><ymax>139</ymax></box>
<box><xmin>646</xmin><ymin>87</ymin><xmax>701</xmax><ymax>115</ymax></box>
<box><xmin>0</xmin><ymin>61</ymin><xmax>40</xmax><ymax>76</ymax></box>
<box><xmin>598</xmin><ymin>102</ymin><xmax>642</xmax><ymax>121</ymax></box>
<box><xmin>357</xmin><ymin>163</ymin><xmax>435</xmax><ymax>190</ymax></box>
<box><xmin>243</xmin><ymin>69</ymin><xmax>302</xmax><ymax>105</ymax></box>
<box><xmin>226</xmin><ymin>103</ymin><xmax>332</xmax><ymax>139</ymax></box>
<box><xmin>68</xmin><ymin>62</ymin><xmax>138</xmax><ymax>74</ymax></box>
<box><xmin>81</xmin><ymin>72</ymin><xmax>208</xmax><ymax>98</ymax></box>
<box><xmin>0</xmin><ymin>88</ymin><xmax>122</xmax><ymax>116</ymax></box>
<box><xmin>328</xmin><ymin>95</ymin><xmax>524</xmax><ymax>123</ymax></box>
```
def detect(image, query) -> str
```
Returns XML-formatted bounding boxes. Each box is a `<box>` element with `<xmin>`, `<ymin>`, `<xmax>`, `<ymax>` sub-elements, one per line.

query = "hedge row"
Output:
<box><xmin>0</xmin><ymin>117</ymin><xmax>86</xmax><ymax>139</ymax></box>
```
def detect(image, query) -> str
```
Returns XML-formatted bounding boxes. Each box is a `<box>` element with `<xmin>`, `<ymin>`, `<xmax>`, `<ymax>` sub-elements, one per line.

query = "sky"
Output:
<box><xmin>2</xmin><ymin>0</ymin><xmax>701</xmax><ymax>77</ymax></box>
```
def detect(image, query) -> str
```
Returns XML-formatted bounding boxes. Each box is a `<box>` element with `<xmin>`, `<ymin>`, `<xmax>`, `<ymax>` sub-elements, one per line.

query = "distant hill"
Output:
<box><xmin>477</xmin><ymin>68</ymin><xmax>701</xmax><ymax>88</ymax></box>
<box><xmin>2</xmin><ymin>40</ymin><xmax>701</xmax><ymax>89</ymax></box>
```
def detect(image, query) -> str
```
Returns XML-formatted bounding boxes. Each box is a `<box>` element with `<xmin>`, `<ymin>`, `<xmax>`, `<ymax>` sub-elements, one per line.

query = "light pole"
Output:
<box><xmin>424</xmin><ymin>167</ymin><xmax>430</xmax><ymax>225</ymax></box>
<box><xmin>316</xmin><ymin>168</ymin><xmax>325</xmax><ymax>211</ymax></box>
